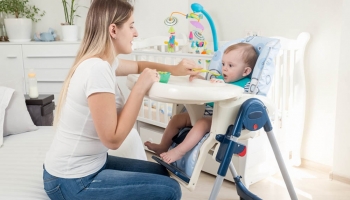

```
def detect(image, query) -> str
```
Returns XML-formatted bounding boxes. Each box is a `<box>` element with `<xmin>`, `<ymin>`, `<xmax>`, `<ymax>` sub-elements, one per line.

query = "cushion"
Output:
<box><xmin>169</xmin><ymin>127</ymin><xmax>210</xmax><ymax>177</ymax></box>
<box><xmin>0</xmin><ymin>86</ymin><xmax>15</xmax><ymax>147</ymax></box>
<box><xmin>206</xmin><ymin>36</ymin><xmax>281</xmax><ymax>96</ymax></box>
<box><xmin>0</xmin><ymin>78</ymin><xmax>37</xmax><ymax>136</ymax></box>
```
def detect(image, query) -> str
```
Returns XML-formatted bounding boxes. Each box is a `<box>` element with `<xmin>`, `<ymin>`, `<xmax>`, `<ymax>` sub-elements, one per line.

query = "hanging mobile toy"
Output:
<box><xmin>163</xmin><ymin>3</ymin><xmax>218</xmax><ymax>54</ymax></box>
<box><xmin>164</xmin><ymin>26</ymin><xmax>177</xmax><ymax>52</ymax></box>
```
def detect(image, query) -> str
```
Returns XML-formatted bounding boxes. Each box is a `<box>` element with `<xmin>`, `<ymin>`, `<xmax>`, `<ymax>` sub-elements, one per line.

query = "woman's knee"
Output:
<box><xmin>163</xmin><ymin>179</ymin><xmax>182</xmax><ymax>200</ymax></box>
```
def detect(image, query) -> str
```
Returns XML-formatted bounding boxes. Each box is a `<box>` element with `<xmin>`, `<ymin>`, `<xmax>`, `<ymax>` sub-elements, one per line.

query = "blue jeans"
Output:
<box><xmin>43</xmin><ymin>155</ymin><xmax>181</xmax><ymax>200</ymax></box>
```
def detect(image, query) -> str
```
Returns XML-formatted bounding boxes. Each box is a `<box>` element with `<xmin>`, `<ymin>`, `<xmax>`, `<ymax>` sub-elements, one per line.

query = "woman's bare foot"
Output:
<box><xmin>160</xmin><ymin>148</ymin><xmax>186</xmax><ymax>164</ymax></box>
<box><xmin>144</xmin><ymin>141</ymin><xmax>168</xmax><ymax>156</ymax></box>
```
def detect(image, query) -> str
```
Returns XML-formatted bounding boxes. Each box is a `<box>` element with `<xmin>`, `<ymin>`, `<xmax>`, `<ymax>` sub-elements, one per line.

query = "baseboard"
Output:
<box><xmin>329</xmin><ymin>172</ymin><xmax>350</xmax><ymax>185</ymax></box>
<box><xmin>300</xmin><ymin>159</ymin><xmax>350</xmax><ymax>185</ymax></box>
<box><xmin>300</xmin><ymin>158</ymin><xmax>332</xmax><ymax>173</ymax></box>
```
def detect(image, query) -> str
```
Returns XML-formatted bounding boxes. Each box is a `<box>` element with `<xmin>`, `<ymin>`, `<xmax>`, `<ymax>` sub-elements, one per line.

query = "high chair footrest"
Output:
<box><xmin>152</xmin><ymin>156</ymin><xmax>190</xmax><ymax>183</ymax></box>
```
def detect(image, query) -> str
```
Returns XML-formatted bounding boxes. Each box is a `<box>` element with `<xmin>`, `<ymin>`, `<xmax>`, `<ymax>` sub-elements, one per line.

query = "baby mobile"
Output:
<box><xmin>163</xmin><ymin>3</ymin><xmax>218</xmax><ymax>56</ymax></box>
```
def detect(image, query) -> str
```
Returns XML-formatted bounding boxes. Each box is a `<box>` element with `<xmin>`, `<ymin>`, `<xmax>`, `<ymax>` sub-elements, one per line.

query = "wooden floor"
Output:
<box><xmin>146</xmin><ymin>152</ymin><xmax>350</xmax><ymax>200</ymax></box>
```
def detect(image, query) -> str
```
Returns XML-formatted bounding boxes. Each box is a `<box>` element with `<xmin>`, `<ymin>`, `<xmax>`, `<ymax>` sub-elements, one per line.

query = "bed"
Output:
<box><xmin>0</xmin><ymin>127</ymin><xmax>52</xmax><ymax>199</ymax></box>
<box><xmin>0</xmin><ymin>126</ymin><xmax>146</xmax><ymax>199</ymax></box>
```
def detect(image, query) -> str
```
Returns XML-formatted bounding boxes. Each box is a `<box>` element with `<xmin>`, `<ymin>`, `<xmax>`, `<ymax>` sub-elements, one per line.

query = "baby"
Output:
<box><xmin>145</xmin><ymin>43</ymin><xmax>258</xmax><ymax>164</ymax></box>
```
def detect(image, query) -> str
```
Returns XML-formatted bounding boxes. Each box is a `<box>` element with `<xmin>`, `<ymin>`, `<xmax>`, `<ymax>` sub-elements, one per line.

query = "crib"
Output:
<box><xmin>126</xmin><ymin>32</ymin><xmax>310</xmax><ymax>188</ymax></box>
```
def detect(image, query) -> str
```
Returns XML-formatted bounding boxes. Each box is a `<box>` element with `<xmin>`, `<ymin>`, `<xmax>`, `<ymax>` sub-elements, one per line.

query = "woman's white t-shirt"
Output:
<box><xmin>45</xmin><ymin>58</ymin><xmax>125</xmax><ymax>178</ymax></box>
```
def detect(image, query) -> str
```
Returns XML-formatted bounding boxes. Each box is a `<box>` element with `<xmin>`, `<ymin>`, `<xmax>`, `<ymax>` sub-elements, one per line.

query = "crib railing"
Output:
<box><xmin>269</xmin><ymin>33</ymin><xmax>310</xmax><ymax>165</ymax></box>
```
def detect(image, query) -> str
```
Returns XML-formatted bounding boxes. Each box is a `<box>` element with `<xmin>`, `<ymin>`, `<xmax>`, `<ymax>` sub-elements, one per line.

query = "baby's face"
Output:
<box><xmin>221</xmin><ymin>49</ymin><xmax>248</xmax><ymax>83</ymax></box>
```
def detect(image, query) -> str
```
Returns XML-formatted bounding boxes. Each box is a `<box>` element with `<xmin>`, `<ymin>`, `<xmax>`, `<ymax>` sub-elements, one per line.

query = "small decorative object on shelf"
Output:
<box><xmin>25</xmin><ymin>94</ymin><xmax>55</xmax><ymax>126</ymax></box>
<box><xmin>28</xmin><ymin>69</ymin><xmax>39</xmax><ymax>98</ymax></box>
<box><xmin>33</xmin><ymin>28</ymin><xmax>57</xmax><ymax>42</ymax></box>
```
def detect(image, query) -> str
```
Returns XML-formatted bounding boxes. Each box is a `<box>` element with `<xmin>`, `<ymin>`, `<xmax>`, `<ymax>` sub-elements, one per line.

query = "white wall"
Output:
<box><xmin>29</xmin><ymin>0</ymin><xmax>90</xmax><ymax>40</ymax></box>
<box><xmin>27</xmin><ymin>0</ymin><xmax>344</xmax><ymax>167</ymax></box>
<box><xmin>29</xmin><ymin>0</ymin><xmax>188</xmax><ymax>41</ymax></box>
<box><xmin>333</xmin><ymin>0</ymin><xmax>350</xmax><ymax>179</ymax></box>
<box><xmin>133</xmin><ymin>0</ymin><xmax>189</xmax><ymax>39</ymax></box>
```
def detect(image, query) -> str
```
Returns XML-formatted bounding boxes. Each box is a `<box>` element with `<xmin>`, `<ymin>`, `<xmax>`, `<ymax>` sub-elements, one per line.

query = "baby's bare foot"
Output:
<box><xmin>144</xmin><ymin>141</ymin><xmax>168</xmax><ymax>156</ymax></box>
<box><xmin>160</xmin><ymin>149</ymin><xmax>185</xmax><ymax>164</ymax></box>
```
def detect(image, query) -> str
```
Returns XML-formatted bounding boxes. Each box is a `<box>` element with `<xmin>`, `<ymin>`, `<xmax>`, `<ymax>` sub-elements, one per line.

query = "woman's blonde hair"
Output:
<box><xmin>53</xmin><ymin>0</ymin><xmax>133</xmax><ymax>127</ymax></box>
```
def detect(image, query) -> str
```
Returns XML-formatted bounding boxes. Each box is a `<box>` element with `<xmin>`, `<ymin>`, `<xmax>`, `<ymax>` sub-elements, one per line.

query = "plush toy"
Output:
<box><xmin>34</xmin><ymin>28</ymin><xmax>57</xmax><ymax>42</ymax></box>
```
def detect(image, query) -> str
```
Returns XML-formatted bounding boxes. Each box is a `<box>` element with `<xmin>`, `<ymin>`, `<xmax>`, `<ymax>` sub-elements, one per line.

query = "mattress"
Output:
<box><xmin>0</xmin><ymin>126</ymin><xmax>53</xmax><ymax>199</ymax></box>
<box><xmin>0</xmin><ymin>126</ymin><xmax>147</xmax><ymax>199</ymax></box>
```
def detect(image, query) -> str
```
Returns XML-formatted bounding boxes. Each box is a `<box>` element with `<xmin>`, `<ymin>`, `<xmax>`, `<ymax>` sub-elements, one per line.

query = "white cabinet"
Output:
<box><xmin>0</xmin><ymin>44</ymin><xmax>24</xmax><ymax>82</ymax></box>
<box><xmin>0</xmin><ymin>42</ymin><xmax>79</xmax><ymax>101</ymax></box>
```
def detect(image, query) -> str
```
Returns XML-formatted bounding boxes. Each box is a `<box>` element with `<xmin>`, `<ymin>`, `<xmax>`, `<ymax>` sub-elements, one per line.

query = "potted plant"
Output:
<box><xmin>61</xmin><ymin>0</ymin><xmax>84</xmax><ymax>41</ymax></box>
<box><xmin>0</xmin><ymin>0</ymin><xmax>45</xmax><ymax>42</ymax></box>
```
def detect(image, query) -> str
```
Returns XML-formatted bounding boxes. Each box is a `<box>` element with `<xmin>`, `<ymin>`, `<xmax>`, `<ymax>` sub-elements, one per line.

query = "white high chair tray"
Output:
<box><xmin>126</xmin><ymin>74</ymin><xmax>243</xmax><ymax>104</ymax></box>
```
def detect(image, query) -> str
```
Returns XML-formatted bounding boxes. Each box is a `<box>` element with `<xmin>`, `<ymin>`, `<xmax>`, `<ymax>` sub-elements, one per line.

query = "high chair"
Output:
<box><xmin>126</xmin><ymin>35</ymin><xmax>304</xmax><ymax>200</ymax></box>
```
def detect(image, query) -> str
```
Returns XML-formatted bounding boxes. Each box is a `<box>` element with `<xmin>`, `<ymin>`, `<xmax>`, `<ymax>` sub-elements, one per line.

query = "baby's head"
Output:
<box><xmin>221</xmin><ymin>43</ymin><xmax>258</xmax><ymax>83</ymax></box>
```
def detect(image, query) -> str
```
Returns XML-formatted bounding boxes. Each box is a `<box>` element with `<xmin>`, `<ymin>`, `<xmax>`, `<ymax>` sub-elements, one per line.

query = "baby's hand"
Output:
<box><xmin>210</xmin><ymin>78</ymin><xmax>224</xmax><ymax>83</ymax></box>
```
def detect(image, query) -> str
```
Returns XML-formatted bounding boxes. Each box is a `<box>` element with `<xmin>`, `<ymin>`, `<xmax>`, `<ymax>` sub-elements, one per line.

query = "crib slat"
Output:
<box><xmin>148</xmin><ymin>99</ymin><xmax>152</xmax><ymax>120</ymax></box>
<box><xmin>156</xmin><ymin>102</ymin><xmax>160</xmax><ymax>122</ymax></box>
<box><xmin>289</xmin><ymin>50</ymin><xmax>295</xmax><ymax>109</ymax></box>
<box><xmin>281</xmin><ymin>50</ymin><xmax>289</xmax><ymax>128</ymax></box>
<box><xmin>274</xmin><ymin>55</ymin><xmax>281</xmax><ymax>110</ymax></box>
<box><xmin>276</xmin><ymin>55</ymin><xmax>283</xmax><ymax>128</ymax></box>
<box><xmin>164</xmin><ymin>103</ymin><xmax>169</xmax><ymax>123</ymax></box>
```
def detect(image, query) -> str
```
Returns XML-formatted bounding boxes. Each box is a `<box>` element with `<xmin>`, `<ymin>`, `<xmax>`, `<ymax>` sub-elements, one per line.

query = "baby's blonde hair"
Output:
<box><xmin>224</xmin><ymin>43</ymin><xmax>258</xmax><ymax>70</ymax></box>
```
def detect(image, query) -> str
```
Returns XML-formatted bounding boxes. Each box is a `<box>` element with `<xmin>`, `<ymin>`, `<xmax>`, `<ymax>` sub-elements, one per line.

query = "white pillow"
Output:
<box><xmin>0</xmin><ymin>78</ymin><xmax>37</xmax><ymax>137</ymax></box>
<box><xmin>0</xmin><ymin>87</ymin><xmax>14</xmax><ymax>147</ymax></box>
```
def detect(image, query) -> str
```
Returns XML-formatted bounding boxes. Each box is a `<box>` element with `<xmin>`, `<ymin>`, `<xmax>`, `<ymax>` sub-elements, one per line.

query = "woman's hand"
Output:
<box><xmin>172</xmin><ymin>59</ymin><xmax>201</xmax><ymax>76</ymax></box>
<box><xmin>210</xmin><ymin>78</ymin><xmax>224</xmax><ymax>83</ymax></box>
<box><xmin>134</xmin><ymin>68</ymin><xmax>159</xmax><ymax>94</ymax></box>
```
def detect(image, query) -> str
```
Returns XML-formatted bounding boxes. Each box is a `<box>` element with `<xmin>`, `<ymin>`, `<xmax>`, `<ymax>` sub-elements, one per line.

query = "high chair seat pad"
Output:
<box><xmin>169</xmin><ymin>130</ymin><xmax>210</xmax><ymax>177</ymax></box>
<box><xmin>127</xmin><ymin>74</ymin><xmax>243</xmax><ymax>104</ymax></box>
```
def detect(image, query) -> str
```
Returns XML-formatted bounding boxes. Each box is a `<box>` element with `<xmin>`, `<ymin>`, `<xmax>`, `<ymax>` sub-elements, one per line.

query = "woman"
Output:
<box><xmin>43</xmin><ymin>0</ymin><xmax>198</xmax><ymax>199</ymax></box>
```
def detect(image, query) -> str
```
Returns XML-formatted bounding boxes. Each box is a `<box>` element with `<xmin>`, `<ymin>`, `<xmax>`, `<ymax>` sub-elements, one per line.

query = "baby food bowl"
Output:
<box><xmin>159</xmin><ymin>71</ymin><xmax>171</xmax><ymax>83</ymax></box>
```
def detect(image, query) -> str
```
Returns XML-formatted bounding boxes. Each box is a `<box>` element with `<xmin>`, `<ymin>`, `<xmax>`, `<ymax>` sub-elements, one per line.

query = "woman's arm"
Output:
<box><xmin>116</xmin><ymin>58</ymin><xmax>199</xmax><ymax>76</ymax></box>
<box><xmin>88</xmin><ymin>68</ymin><xmax>158</xmax><ymax>150</ymax></box>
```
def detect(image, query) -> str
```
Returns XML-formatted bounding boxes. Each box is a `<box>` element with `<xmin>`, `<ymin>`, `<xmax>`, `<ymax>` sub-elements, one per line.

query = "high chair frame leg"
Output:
<box><xmin>266</xmin><ymin>130</ymin><xmax>298</xmax><ymax>200</ymax></box>
<box><xmin>211</xmin><ymin>98</ymin><xmax>298</xmax><ymax>200</ymax></box>
<box><xmin>209</xmin><ymin>161</ymin><xmax>260</xmax><ymax>200</ymax></box>
<box><xmin>209</xmin><ymin>175</ymin><xmax>224</xmax><ymax>200</ymax></box>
